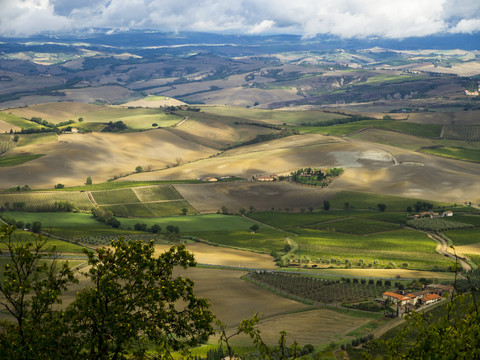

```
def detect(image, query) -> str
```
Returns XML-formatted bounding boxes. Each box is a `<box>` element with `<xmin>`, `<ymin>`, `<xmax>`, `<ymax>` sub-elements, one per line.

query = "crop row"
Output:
<box><xmin>74</xmin><ymin>234</ymin><xmax>161</xmax><ymax>246</ymax></box>
<box><xmin>0</xmin><ymin>192</ymin><xmax>94</xmax><ymax>210</ymax></box>
<box><xmin>247</xmin><ymin>271</ymin><xmax>389</xmax><ymax>303</ymax></box>
<box><xmin>443</xmin><ymin>125</ymin><xmax>480</xmax><ymax>141</ymax></box>
<box><xmin>407</xmin><ymin>218</ymin><xmax>474</xmax><ymax>232</ymax></box>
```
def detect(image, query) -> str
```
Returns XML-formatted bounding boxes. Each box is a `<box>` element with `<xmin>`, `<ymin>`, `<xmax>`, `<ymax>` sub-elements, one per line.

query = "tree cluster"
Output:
<box><xmin>0</xmin><ymin>225</ymin><xmax>214</xmax><ymax>359</ymax></box>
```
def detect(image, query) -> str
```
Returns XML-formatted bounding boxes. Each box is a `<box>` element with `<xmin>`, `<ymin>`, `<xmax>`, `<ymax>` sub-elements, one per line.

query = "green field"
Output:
<box><xmin>246</xmin><ymin>211</ymin><xmax>347</xmax><ymax>229</ymax></box>
<box><xmin>101</xmin><ymin>203</ymin><xmax>154</xmax><ymax>217</ymax></box>
<box><xmin>133</xmin><ymin>185</ymin><xmax>183</xmax><ymax>201</ymax></box>
<box><xmin>0</xmin><ymin>154</ymin><xmax>44</xmax><ymax>167</ymax></box>
<box><xmin>92</xmin><ymin>188</ymin><xmax>141</xmax><ymax>205</ymax></box>
<box><xmin>292</xmin><ymin>228</ymin><xmax>452</xmax><ymax>270</ymax></box>
<box><xmin>299</xmin><ymin>120</ymin><xmax>441</xmax><ymax>138</ymax></box>
<box><xmin>0</xmin><ymin>111</ymin><xmax>46</xmax><ymax>130</ymax></box>
<box><xmin>57</xmin><ymin>180</ymin><xmax>201</xmax><ymax>192</ymax></box>
<box><xmin>0</xmin><ymin>212</ymin><xmax>139</xmax><ymax>239</ymax></box>
<box><xmin>330</xmin><ymin>190</ymin><xmax>450</xmax><ymax>211</ymax></box>
<box><xmin>144</xmin><ymin>200</ymin><xmax>196</xmax><ymax>217</ymax></box>
<box><xmin>191</xmin><ymin>228</ymin><xmax>288</xmax><ymax>253</ymax></box>
<box><xmin>443</xmin><ymin>214</ymin><xmax>480</xmax><ymax>226</ymax></box>
<box><xmin>14</xmin><ymin>133</ymin><xmax>58</xmax><ymax>147</ymax></box>
<box><xmin>419</xmin><ymin>146</ymin><xmax>480</xmax><ymax>163</ymax></box>
<box><xmin>200</xmin><ymin>106</ymin><xmax>350</xmax><ymax>125</ymax></box>
<box><xmin>308</xmin><ymin>218</ymin><xmax>400</xmax><ymax>235</ymax></box>
<box><xmin>444</xmin><ymin>228</ymin><xmax>480</xmax><ymax>246</ymax></box>
<box><xmin>0</xmin><ymin>191</ymin><xmax>94</xmax><ymax>210</ymax></box>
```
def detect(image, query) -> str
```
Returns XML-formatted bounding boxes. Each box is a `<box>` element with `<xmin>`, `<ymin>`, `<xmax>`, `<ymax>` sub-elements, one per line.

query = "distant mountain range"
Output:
<box><xmin>1</xmin><ymin>30</ymin><xmax>479</xmax><ymax>57</ymax></box>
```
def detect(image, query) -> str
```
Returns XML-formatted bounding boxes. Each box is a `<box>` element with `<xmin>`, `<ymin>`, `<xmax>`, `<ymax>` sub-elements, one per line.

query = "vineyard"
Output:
<box><xmin>132</xmin><ymin>185</ymin><xmax>183</xmax><ymax>202</ymax></box>
<box><xmin>92</xmin><ymin>188</ymin><xmax>141</xmax><ymax>205</ymax></box>
<box><xmin>443</xmin><ymin>125</ymin><xmax>480</xmax><ymax>141</ymax></box>
<box><xmin>246</xmin><ymin>271</ymin><xmax>390</xmax><ymax>304</ymax></box>
<box><xmin>407</xmin><ymin>218</ymin><xmax>474</xmax><ymax>232</ymax></box>
<box><xmin>0</xmin><ymin>141</ymin><xmax>14</xmax><ymax>155</ymax></box>
<box><xmin>74</xmin><ymin>233</ymin><xmax>162</xmax><ymax>246</ymax></box>
<box><xmin>0</xmin><ymin>191</ymin><xmax>94</xmax><ymax>211</ymax></box>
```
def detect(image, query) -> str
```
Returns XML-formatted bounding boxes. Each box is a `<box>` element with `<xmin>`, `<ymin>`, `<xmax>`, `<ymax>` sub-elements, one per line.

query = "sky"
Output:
<box><xmin>0</xmin><ymin>0</ymin><xmax>479</xmax><ymax>38</ymax></box>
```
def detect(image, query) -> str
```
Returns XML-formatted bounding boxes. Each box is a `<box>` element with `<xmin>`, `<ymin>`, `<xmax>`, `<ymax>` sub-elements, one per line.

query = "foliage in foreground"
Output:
<box><xmin>0</xmin><ymin>225</ymin><xmax>214</xmax><ymax>359</ymax></box>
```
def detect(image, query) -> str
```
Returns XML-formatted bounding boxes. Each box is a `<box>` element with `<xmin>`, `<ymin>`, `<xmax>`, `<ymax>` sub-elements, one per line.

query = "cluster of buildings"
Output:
<box><xmin>412</xmin><ymin>210</ymin><xmax>453</xmax><ymax>219</ymax></box>
<box><xmin>382</xmin><ymin>284</ymin><xmax>453</xmax><ymax>313</ymax></box>
<box><xmin>465</xmin><ymin>82</ymin><xmax>480</xmax><ymax>96</ymax></box>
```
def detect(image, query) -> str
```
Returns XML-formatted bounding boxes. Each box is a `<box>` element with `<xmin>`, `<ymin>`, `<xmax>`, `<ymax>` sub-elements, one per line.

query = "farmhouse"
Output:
<box><xmin>255</xmin><ymin>175</ymin><xmax>277</xmax><ymax>182</ymax></box>
<box><xmin>442</xmin><ymin>211</ymin><xmax>453</xmax><ymax>217</ymax></box>
<box><xmin>465</xmin><ymin>90</ymin><xmax>479</xmax><ymax>96</ymax></box>
<box><xmin>202</xmin><ymin>177</ymin><xmax>218</xmax><ymax>182</ymax></box>
<box><xmin>382</xmin><ymin>292</ymin><xmax>414</xmax><ymax>306</ymax></box>
<box><xmin>425</xmin><ymin>284</ymin><xmax>454</xmax><ymax>296</ymax></box>
<box><xmin>420</xmin><ymin>293</ymin><xmax>442</xmax><ymax>305</ymax></box>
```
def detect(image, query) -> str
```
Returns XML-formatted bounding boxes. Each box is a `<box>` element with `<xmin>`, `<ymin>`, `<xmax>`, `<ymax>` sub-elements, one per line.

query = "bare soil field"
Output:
<box><xmin>189</xmin><ymin>86</ymin><xmax>302</xmax><ymax>107</ymax></box>
<box><xmin>122</xmin><ymin>134</ymin><xmax>376</xmax><ymax>181</ymax></box>
<box><xmin>174</xmin><ymin>267</ymin><xmax>306</xmax><ymax>327</ymax></box>
<box><xmin>455</xmin><ymin>243</ymin><xmax>480</xmax><ymax>256</ymax></box>
<box><xmin>0</xmin><ymin>119</ymin><xmax>19</xmax><ymax>132</ymax></box>
<box><xmin>61</xmin><ymin>86</ymin><xmax>134</xmax><ymax>104</ymax></box>
<box><xmin>120</xmin><ymin>97</ymin><xmax>186</xmax><ymax>108</ymax></box>
<box><xmin>154</xmin><ymin>242</ymin><xmax>276</xmax><ymax>269</ymax></box>
<box><xmin>9</xmin><ymin>102</ymin><xmax>105</xmax><ymax>123</ymax></box>
<box><xmin>175</xmin><ymin>182</ymin><xmax>337</xmax><ymax>213</ymax></box>
<box><xmin>224</xmin><ymin>308</ymin><xmax>371</xmax><ymax>346</ymax></box>
<box><xmin>0</xmin><ymin>129</ymin><xmax>217</xmax><ymax>189</ymax></box>
<box><xmin>123</xmin><ymin>132</ymin><xmax>480</xmax><ymax>204</ymax></box>
<box><xmin>167</xmin><ymin>113</ymin><xmax>276</xmax><ymax>149</ymax></box>
<box><xmin>407</xmin><ymin>111</ymin><xmax>480</xmax><ymax>126</ymax></box>
<box><xmin>413</xmin><ymin>62</ymin><xmax>480</xmax><ymax>76</ymax></box>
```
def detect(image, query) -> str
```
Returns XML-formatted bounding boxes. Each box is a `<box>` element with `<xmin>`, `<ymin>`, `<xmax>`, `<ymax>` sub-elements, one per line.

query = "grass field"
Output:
<box><xmin>132</xmin><ymin>185</ymin><xmax>183</xmax><ymax>201</ymax></box>
<box><xmin>92</xmin><ymin>188</ymin><xmax>141</xmax><ymax>205</ymax></box>
<box><xmin>444</xmin><ymin>228</ymin><xmax>480</xmax><ymax>246</ymax></box>
<box><xmin>0</xmin><ymin>154</ymin><xmax>44</xmax><ymax>167</ymax></box>
<box><xmin>299</xmin><ymin>120</ymin><xmax>442</xmax><ymax>138</ymax></box>
<box><xmin>144</xmin><ymin>200</ymin><xmax>197</xmax><ymax>217</ymax></box>
<box><xmin>190</xmin><ymin>228</ymin><xmax>288</xmax><ymax>253</ymax></box>
<box><xmin>0</xmin><ymin>231</ymin><xmax>85</xmax><ymax>253</ymax></box>
<box><xmin>308</xmin><ymin>218</ymin><xmax>400</xmax><ymax>235</ymax></box>
<box><xmin>57</xmin><ymin>180</ymin><xmax>202</xmax><ymax>192</ymax></box>
<box><xmin>100</xmin><ymin>203</ymin><xmax>154</xmax><ymax>217</ymax></box>
<box><xmin>246</xmin><ymin>211</ymin><xmax>347</xmax><ymax>229</ymax></box>
<box><xmin>292</xmin><ymin>228</ymin><xmax>452</xmax><ymax>270</ymax></box>
<box><xmin>419</xmin><ymin>146</ymin><xmax>480</xmax><ymax>163</ymax></box>
<box><xmin>14</xmin><ymin>133</ymin><xmax>58</xmax><ymax>147</ymax></box>
<box><xmin>0</xmin><ymin>212</ymin><xmax>140</xmax><ymax>239</ymax></box>
<box><xmin>330</xmin><ymin>191</ymin><xmax>450</xmax><ymax>211</ymax></box>
<box><xmin>0</xmin><ymin>111</ymin><xmax>45</xmax><ymax>130</ymax></box>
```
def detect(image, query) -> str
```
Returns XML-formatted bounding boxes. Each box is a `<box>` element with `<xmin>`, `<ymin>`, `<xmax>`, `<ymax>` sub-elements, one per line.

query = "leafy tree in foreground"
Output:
<box><xmin>68</xmin><ymin>239</ymin><xmax>214</xmax><ymax>359</ymax></box>
<box><xmin>0</xmin><ymin>225</ymin><xmax>78</xmax><ymax>359</ymax></box>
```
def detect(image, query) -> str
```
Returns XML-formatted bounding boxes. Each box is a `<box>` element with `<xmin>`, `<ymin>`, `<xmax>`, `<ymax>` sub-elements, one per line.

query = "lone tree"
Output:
<box><xmin>250</xmin><ymin>224</ymin><xmax>259</xmax><ymax>233</ymax></box>
<box><xmin>323</xmin><ymin>200</ymin><xmax>330</xmax><ymax>211</ymax></box>
<box><xmin>85</xmin><ymin>176</ymin><xmax>92</xmax><ymax>185</ymax></box>
<box><xmin>135</xmin><ymin>165</ymin><xmax>143</xmax><ymax>173</ymax></box>
<box><xmin>377</xmin><ymin>203</ymin><xmax>386</xmax><ymax>212</ymax></box>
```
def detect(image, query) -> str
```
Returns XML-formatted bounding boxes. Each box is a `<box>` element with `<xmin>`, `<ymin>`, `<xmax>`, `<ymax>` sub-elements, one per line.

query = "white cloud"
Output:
<box><xmin>0</xmin><ymin>0</ymin><xmax>479</xmax><ymax>38</ymax></box>
<box><xmin>249</xmin><ymin>20</ymin><xmax>276</xmax><ymax>34</ymax></box>
<box><xmin>451</xmin><ymin>18</ymin><xmax>480</xmax><ymax>34</ymax></box>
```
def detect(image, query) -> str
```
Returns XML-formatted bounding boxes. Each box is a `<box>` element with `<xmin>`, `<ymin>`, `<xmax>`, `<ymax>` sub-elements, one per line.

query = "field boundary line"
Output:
<box><xmin>86</xmin><ymin>191</ymin><xmax>97</xmax><ymax>206</ymax></box>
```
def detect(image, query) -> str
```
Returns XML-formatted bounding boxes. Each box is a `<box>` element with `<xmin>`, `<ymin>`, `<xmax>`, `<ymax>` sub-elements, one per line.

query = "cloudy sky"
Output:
<box><xmin>1</xmin><ymin>0</ymin><xmax>479</xmax><ymax>38</ymax></box>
